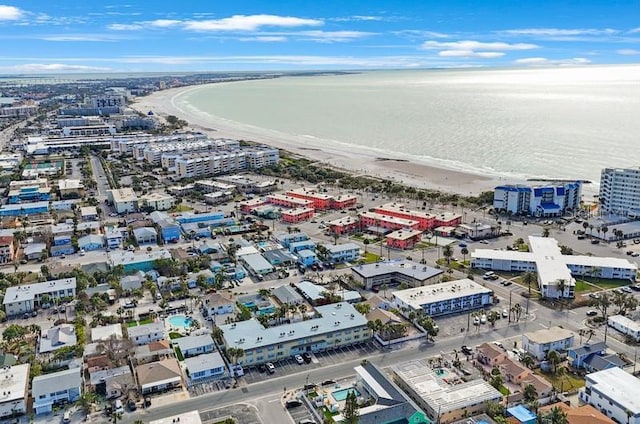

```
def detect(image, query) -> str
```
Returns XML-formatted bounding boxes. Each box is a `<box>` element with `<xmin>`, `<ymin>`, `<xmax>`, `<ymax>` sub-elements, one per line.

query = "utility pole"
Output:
<box><xmin>508</xmin><ymin>291</ymin><xmax>513</xmax><ymax>323</ymax></box>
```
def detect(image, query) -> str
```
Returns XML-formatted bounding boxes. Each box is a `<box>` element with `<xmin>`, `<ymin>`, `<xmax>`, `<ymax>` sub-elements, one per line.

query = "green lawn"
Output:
<box><xmin>574</xmin><ymin>280</ymin><xmax>599</xmax><ymax>294</ymax></box>
<box><xmin>361</xmin><ymin>252</ymin><xmax>381</xmax><ymax>263</ymax></box>
<box><xmin>126</xmin><ymin>321</ymin><xmax>138</xmax><ymax>328</ymax></box>
<box><xmin>139</xmin><ymin>317</ymin><xmax>154</xmax><ymax>325</ymax></box>
<box><xmin>169</xmin><ymin>332</ymin><xmax>183</xmax><ymax>339</ymax></box>
<box><xmin>535</xmin><ymin>369</ymin><xmax>585</xmax><ymax>391</ymax></box>
<box><xmin>587</xmin><ymin>278</ymin><xmax>632</xmax><ymax>289</ymax></box>
<box><xmin>175</xmin><ymin>347</ymin><xmax>184</xmax><ymax>361</ymax></box>
<box><xmin>169</xmin><ymin>204</ymin><xmax>193</xmax><ymax>212</ymax></box>
<box><xmin>435</xmin><ymin>259</ymin><xmax>468</xmax><ymax>271</ymax></box>
<box><xmin>499</xmin><ymin>385</ymin><xmax>510</xmax><ymax>396</ymax></box>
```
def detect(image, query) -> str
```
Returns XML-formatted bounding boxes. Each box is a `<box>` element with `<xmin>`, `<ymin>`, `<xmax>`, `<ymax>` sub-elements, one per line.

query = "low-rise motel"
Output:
<box><xmin>392</xmin><ymin>278</ymin><xmax>494</xmax><ymax>317</ymax></box>
<box><xmin>351</xmin><ymin>260</ymin><xmax>443</xmax><ymax>291</ymax></box>
<box><xmin>358</xmin><ymin>210</ymin><xmax>421</xmax><ymax>232</ymax></box>
<box><xmin>266</xmin><ymin>193</ymin><xmax>314</xmax><ymax>210</ymax></box>
<box><xmin>386</xmin><ymin>228</ymin><xmax>423</xmax><ymax>249</ymax></box>
<box><xmin>472</xmin><ymin>236</ymin><xmax>637</xmax><ymax>299</ymax></box>
<box><xmin>286</xmin><ymin>187</ymin><xmax>358</xmax><ymax>210</ymax></box>
<box><xmin>219</xmin><ymin>302</ymin><xmax>370</xmax><ymax>366</ymax></box>
<box><xmin>374</xmin><ymin>203</ymin><xmax>462</xmax><ymax>231</ymax></box>
<box><xmin>281</xmin><ymin>207</ymin><xmax>314</xmax><ymax>223</ymax></box>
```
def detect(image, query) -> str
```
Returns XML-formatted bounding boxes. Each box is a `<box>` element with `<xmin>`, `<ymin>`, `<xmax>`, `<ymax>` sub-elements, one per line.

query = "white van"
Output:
<box><xmin>62</xmin><ymin>410</ymin><xmax>71</xmax><ymax>423</ymax></box>
<box><xmin>114</xmin><ymin>399</ymin><xmax>124</xmax><ymax>414</ymax></box>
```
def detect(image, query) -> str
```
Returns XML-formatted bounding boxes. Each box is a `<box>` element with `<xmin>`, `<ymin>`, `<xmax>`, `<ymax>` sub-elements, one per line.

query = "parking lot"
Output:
<box><xmin>242</xmin><ymin>341</ymin><xmax>378</xmax><ymax>385</ymax></box>
<box><xmin>286</xmin><ymin>399</ymin><xmax>316</xmax><ymax>424</ymax></box>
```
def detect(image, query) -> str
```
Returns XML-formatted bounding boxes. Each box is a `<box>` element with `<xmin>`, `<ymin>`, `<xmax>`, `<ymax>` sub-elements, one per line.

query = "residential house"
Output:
<box><xmin>150</xmin><ymin>211</ymin><xmax>181</xmax><ymax>243</ymax></box>
<box><xmin>79</xmin><ymin>206</ymin><xmax>99</xmax><ymax>221</ymax></box>
<box><xmin>272</xmin><ymin>285</ymin><xmax>304</xmax><ymax>307</ymax></box>
<box><xmin>202</xmin><ymin>292</ymin><xmax>235</xmax><ymax>316</ymax></box>
<box><xmin>23</xmin><ymin>242</ymin><xmax>46</xmax><ymax>261</ymax></box>
<box><xmin>78</xmin><ymin>234</ymin><xmax>104</xmax><ymax>251</ymax></box>
<box><xmin>89</xmin><ymin>366</ymin><xmax>134</xmax><ymax>399</ymax></box>
<box><xmin>0</xmin><ymin>364</ymin><xmax>29</xmax><ymax>418</ymax></box>
<box><xmin>175</xmin><ymin>334</ymin><xmax>215</xmax><ymax>358</ymax></box>
<box><xmin>476</xmin><ymin>342</ymin><xmax>508</xmax><ymax>367</ymax></box>
<box><xmin>120</xmin><ymin>272</ymin><xmax>145</xmax><ymax>291</ymax></box>
<box><xmin>110</xmin><ymin>249</ymin><xmax>172</xmax><ymax>273</ymax></box>
<box><xmin>184</xmin><ymin>352</ymin><xmax>227</xmax><ymax>382</ymax></box>
<box><xmin>569</xmin><ymin>342</ymin><xmax>625</xmax><ymax>372</ymax></box>
<box><xmin>91</xmin><ymin>324</ymin><xmax>124</xmax><ymax>342</ymax></box>
<box><xmin>106</xmin><ymin>228</ymin><xmax>125</xmax><ymax>249</ymax></box>
<box><xmin>32</xmin><ymin>367</ymin><xmax>82</xmax><ymax>414</ymax></box>
<box><xmin>133</xmin><ymin>227</ymin><xmax>158</xmax><ymax>245</ymax></box>
<box><xmin>326</xmin><ymin>243</ymin><xmax>361</xmax><ymax>263</ymax></box>
<box><xmin>50</xmin><ymin>243</ymin><xmax>75</xmax><ymax>257</ymax></box>
<box><xmin>500</xmin><ymin>358</ymin><xmax>531</xmax><ymax>385</ymax></box>
<box><xmin>39</xmin><ymin>324</ymin><xmax>77</xmax><ymax>354</ymax></box>
<box><xmin>134</xmin><ymin>340</ymin><xmax>173</xmax><ymax>365</ymax></box>
<box><xmin>523</xmin><ymin>326</ymin><xmax>574</xmax><ymax>360</ymax></box>
<box><xmin>0</xmin><ymin>235</ymin><xmax>15</xmax><ymax>264</ymax></box>
<box><xmin>127</xmin><ymin>322</ymin><xmax>166</xmax><ymax>346</ymax></box>
<box><xmin>140</xmin><ymin>192</ymin><xmax>175</xmax><ymax>211</ymax></box>
<box><xmin>136</xmin><ymin>358</ymin><xmax>183</xmax><ymax>394</ymax></box>
<box><xmin>3</xmin><ymin>278</ymin><xmax>76</xmax><ymax>316</ymax></box>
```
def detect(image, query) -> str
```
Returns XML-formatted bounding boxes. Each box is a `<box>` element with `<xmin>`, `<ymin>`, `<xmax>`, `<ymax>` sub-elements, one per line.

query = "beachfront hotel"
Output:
<box><xmin>600</xmin><ymin>167</ymin><xmax>640</xmax><ymax>216</ymax></box>
<box><xmin>219</xmin><ymin>302</ymin><xmax>370</xmax><ymax>366</ymax></box>
<box><xmin>493</xmin><ymin>181</ymin><xmax>581</xmax><ymax>216</ymax></box>
<box><xmin>471</xmin><ymin>236</ymin><xmax>637</xmax><ymax>298</ymax></box>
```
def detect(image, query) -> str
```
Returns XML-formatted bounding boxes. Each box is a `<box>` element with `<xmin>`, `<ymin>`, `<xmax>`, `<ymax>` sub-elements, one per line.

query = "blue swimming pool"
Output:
<box><xmin>168</xmin><ymin>315</ymin><xmax>192</xmax><ymax>329</ymax></box>
<box><xmin>332</xmin><ymin>387</ymin><xmax>361</xmax><ymax>401</ymax></box>
<box><xmin>435</xmin><ymin>368</ymin><xmax>449</xmax><ymax>378</ymax></box>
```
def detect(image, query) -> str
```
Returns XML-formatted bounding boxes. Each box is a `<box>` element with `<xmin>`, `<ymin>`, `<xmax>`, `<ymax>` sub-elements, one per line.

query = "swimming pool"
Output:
<box><xmin>435</xmin><ymin>368</ymin><xmax>449</xmax><ymax>378</ymax></box>
<box><xmin>168</xmin><ymin>315</ymin><xmax>192</xmax><ymax>329</ymax></box>
<box><xmin>332</xmin><ymin>387</ymin><xmax>361</xmax><ymax>401</ymax></box>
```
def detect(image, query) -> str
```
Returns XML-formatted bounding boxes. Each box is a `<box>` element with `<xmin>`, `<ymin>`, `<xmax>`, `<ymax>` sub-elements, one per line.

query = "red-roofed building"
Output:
<box><xmin>328</xmin><ymin>216</ymin><xmax>360</xmax><ymax>235</ymax></box>
<box><xmin>267</xmin><ymin>193</ymin><xmax>314</xmax><ymax>210</ymax></box>
<box><xmin>434</xmin><ymin>212</ymin><xmax>463</xmax><ymax>227</ymax></box>
<box><xmin>332</xmin><ymin>194</ymin><xmax>358</xmax><ymax>210</ymax></box>
<box><xmin>359</xmin><ymin>210</ymin><xmax>421</xmax><ymax>232</ymax></box>
<box><xmin>287</xmin><ymin>188</ymin><xmax>333</xmax><ymax>210</ymax></box>
<box><xmin>0</xmin><ymin>235</ymin><xmax>15</xmax><ymax>264</ymax></box>
<box><xmin>239</xmin><ymin>198</ymin><xmax>267</xmax><ymax>214</ymax></box>
<box><xmin>374</xmin><ymin>203</ymin><xmax>435</xmax><ymax>231</ymax></box>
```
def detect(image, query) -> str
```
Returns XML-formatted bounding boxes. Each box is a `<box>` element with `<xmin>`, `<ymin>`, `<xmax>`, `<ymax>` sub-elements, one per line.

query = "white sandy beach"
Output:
<box><xmin>131</xmin><ymin>84</ymin><xmax>525</xmax><ymax>196</ymax></box>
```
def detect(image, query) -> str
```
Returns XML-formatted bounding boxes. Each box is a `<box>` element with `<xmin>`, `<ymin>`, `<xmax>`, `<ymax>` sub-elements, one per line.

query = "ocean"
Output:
<box><xmin>173</xmin><ymin>65</ymin><xmax>640</xmax><ymax>188</ymax></box>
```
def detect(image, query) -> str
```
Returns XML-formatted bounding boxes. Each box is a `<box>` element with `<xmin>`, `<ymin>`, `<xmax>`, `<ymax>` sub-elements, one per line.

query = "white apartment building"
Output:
<box><xmin>127</xmin><ymin>322</ymin><xmax>166</xmax><ymax>346</ymax></box>
<box><xmin>580</xmin><ymin>367</ymin><xmax>640</xmax><ymax>424</ymax></box>
<box><xmin>522</xmin><ymin>326</ymin><xmax>574</xmax><ymax>360</ymax></box>
<box><xmin>0</xmin><ymin>364</ymin><xmax>29</xmax><ymax>418</ymax></box>
<box><xmin>600</xmin><ymin>167</ymin><xmax>640</xmax><ymax>216</ymax></box>
<box><xmin>144</xmin><ymin>138</ymin><xmax>236</xmax><ymax>164</ymax></box>
<box><xmin>107</xmin><ymin>188</ymin><xmax>139</xmax><ymax>213</ymax></box>
<box><xmin>3</xmin><ymin>278</ymin><xmax>77</xmax><ymax>316</ymax></box>
<box><xmin>176</xmin><ymin>152</ymin><xmax>248</xmax><ymax>179</ymax></box>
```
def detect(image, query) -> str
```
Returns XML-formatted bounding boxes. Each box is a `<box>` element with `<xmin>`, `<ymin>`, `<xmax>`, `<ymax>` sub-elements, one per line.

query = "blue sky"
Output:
<box><xmin>0</xmin><ymin>1</ymin><xmax>639</xmax><ymax>73</ymax></box>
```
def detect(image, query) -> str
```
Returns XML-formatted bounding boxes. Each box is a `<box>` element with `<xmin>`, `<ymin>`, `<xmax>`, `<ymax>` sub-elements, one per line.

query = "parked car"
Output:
<box><xmin>473</xmin><ymin>316</ymin><xmax>480</xmax><ymax>325</ymax></box>
<box><xmin>321</xmin><ymin>380</ymin><xmax>336</xmax><ymax>386</ymax></box>
<box><xmin>586</xmin><ymin>310</ymin><xmax>598</xmax><ymax>317</ymax></box>
<box><xmin>144</xmin><ymin>397</ymin><xmax>151</xmax><ymax>408</ymax></box>
<box><xmin>502</xmin><ymin>309</ymin><xmax>509</xmax><ymax>318</ymax></box>
<box><xmin>622</xmin><ymin>286</ymin><xmax>634</xmax><ymax>293</ymax></box>
<box><xmin>294</xmin><ymin>354</ymin><xmax>305</xmax><ymax>365</ymax></box>
<box><xmin>127</xmin><ymin>399</ymin><xmax>137</xmax><ymax>411</ymax></box>
<box><xmin>62</xmin><ymin>410</ymin><xmax>71</xmax><ymax>424</ymax></box>
<box><xmin>461</xmin><ymin>345</ymin><xmax>473</xmax><ymax>355</ymax></box>
<box><xmin>285</xmin><ymin>400</ymin><xmax>302</xmax><ymax>409</ymax></box>
<box><xmin>302</xmin><ymin>353</ymin><xmax>312</xmax><ymax>363</ymax></box>
<box><xmin>114</xmin><ymin>400</ymin><xmax>124</xmax><ymax>414</ymax></box>
<box><xmin>480</xmin><ymin>314</ymin><xmax>487</xmax><ymax>324</ymax></box>
<box><xmin>266</xmin><ymin>362</ymin><xmax>276</xmax><ymax>374</ymax></box>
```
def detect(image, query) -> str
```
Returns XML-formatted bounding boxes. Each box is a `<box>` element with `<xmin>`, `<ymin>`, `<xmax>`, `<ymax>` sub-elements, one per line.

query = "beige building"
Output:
<box><xmin>140</xmin><ymin>192</ymin><xmax>175</xmax><ymax>211</ymax></box>
<box><xmin>107</xmin><ymin>188</ymin><xmax>139</xmax><ymax>213</ymax></box>
<box><xmin>0</xmin><ymin>364</ymin><xmax>29</xmax><ymax>419</ymax></box>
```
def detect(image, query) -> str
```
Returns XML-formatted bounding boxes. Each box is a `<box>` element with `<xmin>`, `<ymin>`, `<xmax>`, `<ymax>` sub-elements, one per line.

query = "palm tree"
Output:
<box><xmin>211</xmin><ymin>327</ymin><xmax>224</xmax><ymax>345</ymax></box>
<box><xmin>511</xmin><ymin>303</ymin><xmax>523</xmax><ymax>322</ymax></box>
<box><xmin>523</xmin><ymin>384</ymin><xmax>537</xmax><ymax>402</ymax></box>
<box><xmin>521</xmin><ymin>355</ymin><xmax>535</xmax><ymax>369</ymax></box>
<box><xmin>542</xmin><ymin>227</ymin><xmax>550</xmax><ymax>238</ymax></box>
<box><xmin>546</xmin><ymin>350</ymin><xmax>561</xmax><ymax>374</ymax></box>
<box><xmin>556</xmin><ymin>279</ymin><xmax>567</xmax><ymax>299</ymax></box>
<box><xmin>522</xmin><ymin>272</ymin><xmax>537</xmax><ymax>297</ymax></box>
<box><xmin>460</xmin><ymin>247</ymin><xmax>469</xmax><ymax>262</ymax></box>
<box><xmin>602</xmin><ymin>226</ymin><xmax>609</xmax><ymax>241</ymax></box>
<box><xmin>442</xmin><ymin>244</ymin><xmax>453</xmax><ymax>264</ymax></box>
<box><xmin>547</xmin><ymin>406</ymin><xmax>568</xmax><ymax>424</ymax></box>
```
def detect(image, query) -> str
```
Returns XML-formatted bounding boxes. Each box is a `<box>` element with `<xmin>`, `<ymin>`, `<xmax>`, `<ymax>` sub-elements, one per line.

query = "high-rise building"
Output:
<box><xmin>493</xmin><ymin>181</ymin><xmax>581</xmax><ymax>216</ymax></box>
<box><xmin>599</xmin><ymin>167</ymin><xmax>640</xmax><ymax>215</ymax></box>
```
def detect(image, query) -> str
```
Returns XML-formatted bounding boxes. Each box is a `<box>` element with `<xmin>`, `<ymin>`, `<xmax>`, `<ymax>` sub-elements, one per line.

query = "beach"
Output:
<box><xmin>131</xmin><ymin>83</ymin><xmax>528</xmax><ymax>196</ymax></box>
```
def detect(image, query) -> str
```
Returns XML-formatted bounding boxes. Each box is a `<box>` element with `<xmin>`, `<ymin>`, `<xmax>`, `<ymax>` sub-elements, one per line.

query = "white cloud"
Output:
<box><xmin>514</xmin><ymin>57</ymin><xmax>591</xmax><ymax>66</ymax></box>
<box><xmin>183</xmin><ymin>15</ymin><xmax>322</xmax><ymax>31</ymax></box>
<box><xmin>617</xmin><ymin>49</ymin><xmax>640</xmax><ymax>55</ymax></box>
<box><xmin>1</xmin><ymin>63</ymin><xmax>110</xmax><ymax>73</ymax></box>
<box><xmin>0</xmin><ymin>5</ymin><xmax>23</xmax><ymax>20</ymax></box>
<box><xmin>297</xmin><ymin>30</ymin><xmax>373</xmax><ymax>42</ymax></box>
<box><xmin>500</xmin><ymin>28</ymin><xmax>619</xmax><ymax>36</ymax></box>
<box><xmin>108</xmin><ymin>23</ymin><xmax>143</xmax><ymax>31</ymax></box>
<box><xmin>149</xmin><ymin>19</ymin><xmax>181</xmax><ymax>28</ymax></box>
<box><xmin>238</xmin><ymin>36</ymin><xmax>287</xmax><ymax>42</ymax></box>
<box><xmin>630</xmin><ymin>28</ymin><xmax>640</xmax><ymax>33</ymax></box>
<box><xmin>421</xmin><ymin>40</ymin><xmax>538</xmax><ymax>51</ymax></box>
<box><xmin>439</xmin><ymin>50</ymin><xmax>504</xmax><ymax>58</ymax></box>
<box><xmin>42</xmin><ymin>35</ymin><xmax>120</xmax><ymax>42</ymax></box>
<box><xmin>394</xmin><ymin>30</ymin><xmax>449</xmax><ymax>39</ymax></box>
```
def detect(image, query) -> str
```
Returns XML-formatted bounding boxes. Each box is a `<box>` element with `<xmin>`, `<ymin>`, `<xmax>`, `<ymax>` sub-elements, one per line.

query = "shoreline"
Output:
<box><xmin>131</xmin><ymin>83</ymin><xmax>543</xmax><ymax>196</ymax></box>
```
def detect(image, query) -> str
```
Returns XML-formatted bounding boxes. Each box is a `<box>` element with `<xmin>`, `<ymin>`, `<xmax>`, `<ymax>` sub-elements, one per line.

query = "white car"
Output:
<box><xmin>294</xmin><ymin>354</ymin><xmax>305</xmax><ymax>365</ymax></box>
<box><xmin>473</xmin><ymin>316</ymin><xmax>480</xmax><ymax>325</ymax></box>
<box><xmin>480</xmin><ymin>314</ymin><xmax>487</xmax><ymax>324</ymax></box>
<box><xmin>502</xmin><ymin>309</ymin><xmax>508</xmax><ymax>318</ymax></box>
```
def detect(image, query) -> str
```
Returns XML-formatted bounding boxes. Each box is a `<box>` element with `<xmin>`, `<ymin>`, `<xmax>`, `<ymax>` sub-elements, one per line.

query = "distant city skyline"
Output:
<box><xmin>0</xmin><ymin>1</ymin><xmax>639</xmax><ymax>73</ymax></box>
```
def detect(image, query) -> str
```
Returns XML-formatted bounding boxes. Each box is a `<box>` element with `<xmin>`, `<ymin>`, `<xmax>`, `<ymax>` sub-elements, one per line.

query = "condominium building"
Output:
<box><xmin>472</xmin><ymin>236</ymin><xmax>637</xmax><ymax>298</ymax></box>
<box><xmin>579</xmin><ymin>367</ymin><xmax>640</xmax><ymax>424</ymax></box>
<box><xmin>175</xmin><ymin>147</ymin><xmax>279</xmax><ymax>179</ymax></box>
<box><xmin>392</xmin><ymin>278</ymin><xmax>493</xmax><ymax>317</ymax></box>
<box><xmin>522</xmin><ymin>326</ymin><xmax>575</xmax><ymax>360</ymax></box>
<box><xmin>3</xmin><ymin>278</ymin><xmax>77</xmax><ymax>316</ymax></box>
<box><xmin>220</xmin><ymin>302</ymin><xmax>370</xmax><ymax>366</ymax></box>
<box><xmin>493</xmin><ymin>181</ymin><xmax>582</xmax><ymax>216</ymax></box>
<box><xmin>600</xmin><ymin>167</ymin><xmax>640</xmax><ymax>216</ymax></box>
<box><xmin>140</xmin><ymin>192</ymin><xmax>175</xmax><ymax>211</ymax></box>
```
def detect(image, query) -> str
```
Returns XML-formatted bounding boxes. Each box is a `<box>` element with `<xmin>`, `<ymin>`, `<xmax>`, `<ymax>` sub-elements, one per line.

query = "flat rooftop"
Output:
<box><xmin>359</xmin><ymin>210</ymin><xmax>419</xmax><ymax>227</ymax></box>
<box><xmin>0</xmin><ymin>364</ymin><xmax>29</xmax><ymax>405</ymax></box>
<box><xmin>150</xmin><ymin>410</ymin><xmax>202</xmax><ymax>424</ymax></box>
<box><xmin>524</xmin><ymin>326</ymin><xmax>574</xmax><ymax>344</ymax></box>
<box><xmin>586</xmin><ymin>367</ymin><xmax>640</xmax><ymax>414</ymax></box>
<box><xmin>4</xmin><ymin>278</ymin><xmax>76</xmax><ymax>304</ymax></box>
<box><xmin>393</xmin><ymin>359</ymin><xmax>501</xmax><ymax>414</ymax></box>
<box><xmin>392</xmin><ymin>278</ymin><xmax>493</xmax><ymax>308</ymax></box>
<box><xmin>386</xmin><ymin>229</ymin><xmax>423</xmax><ymax>240</ymax></box>
<box><xmin>352</xmin><ymin>260</ymin><xmax>442</xmax><ymax>281</ymax></box>
<box><xmin>109</xmin><ymin>187</ymin><xmax>138</xmax><ymax>203</ymax></box>
<box><xmin>220</xmin><ymin>302</ymin><xmax>367</xmax><ymax>351</ymax></box>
